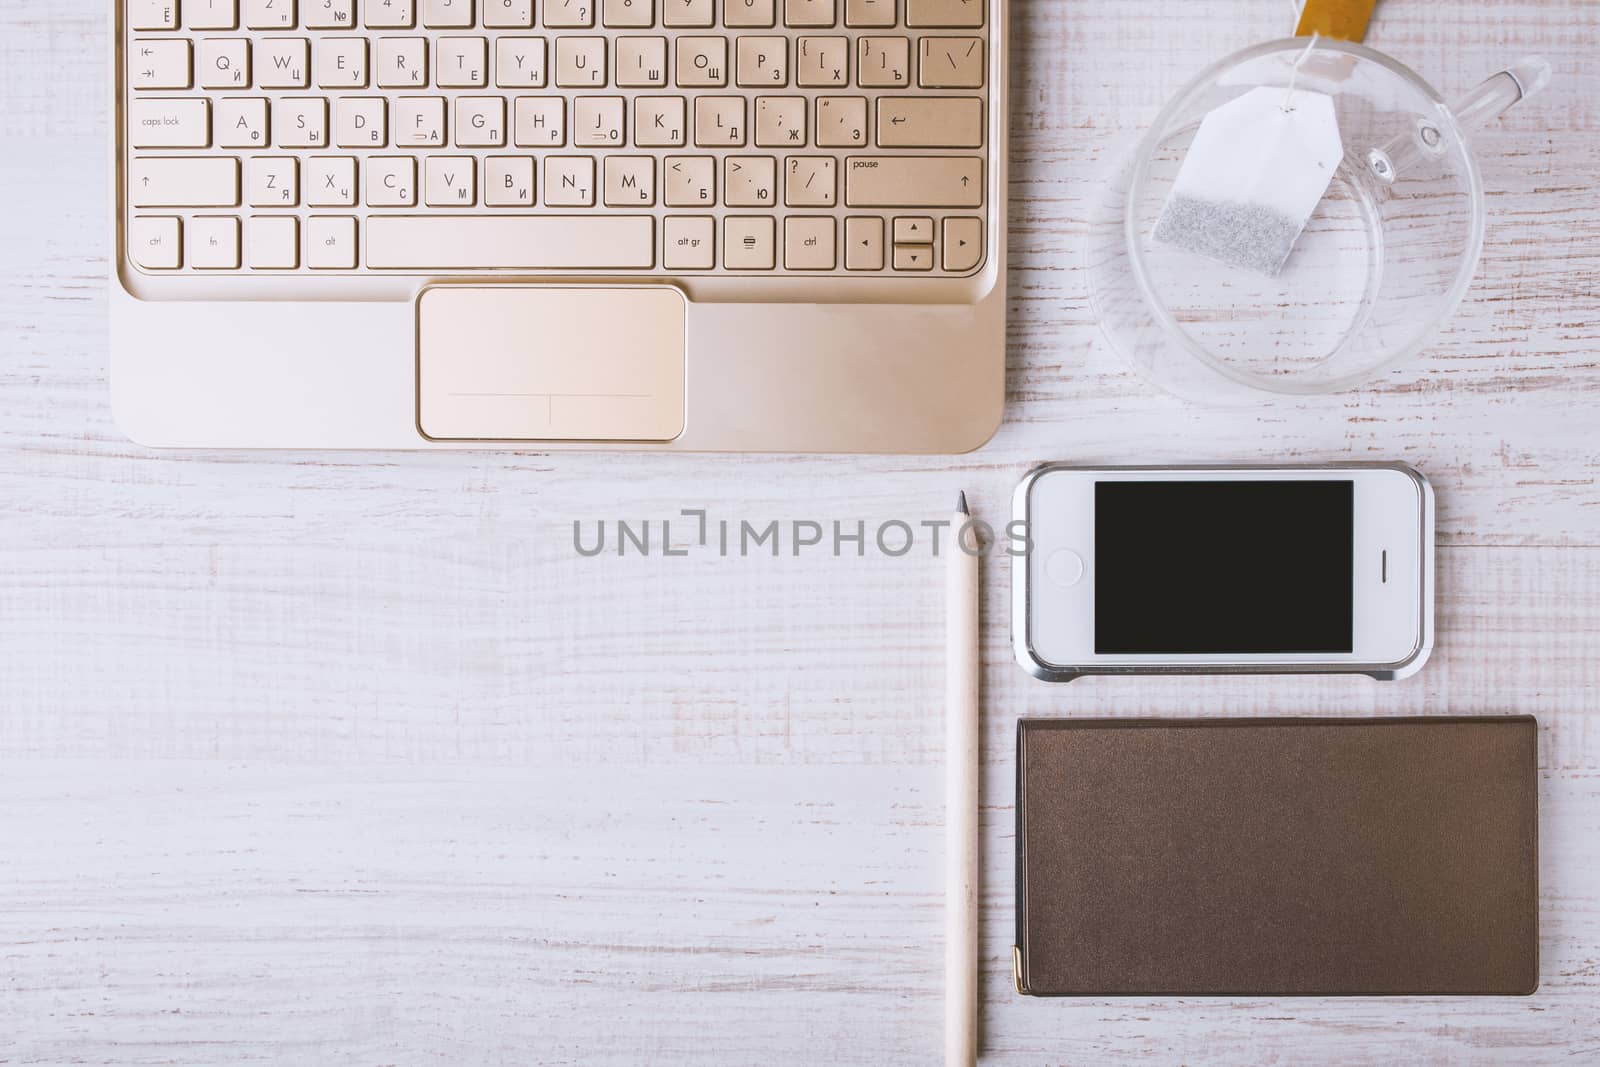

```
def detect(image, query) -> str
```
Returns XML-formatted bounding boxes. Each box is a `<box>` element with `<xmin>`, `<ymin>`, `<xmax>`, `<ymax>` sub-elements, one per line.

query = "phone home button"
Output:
<box><xmin>1046</xmin><ymin>549</ymin><xmax>1085</xmax><ymax>587</ymax></box>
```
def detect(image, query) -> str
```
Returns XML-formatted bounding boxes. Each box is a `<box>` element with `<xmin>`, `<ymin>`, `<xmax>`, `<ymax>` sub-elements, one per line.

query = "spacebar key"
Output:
<box><xmin>366</xmin><ymin>215</ymin><xmax>656</xmax><ymax>269</ymax></box>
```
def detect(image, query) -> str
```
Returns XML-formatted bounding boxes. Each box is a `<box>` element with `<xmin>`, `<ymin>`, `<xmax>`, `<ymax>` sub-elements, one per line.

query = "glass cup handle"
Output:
<box><xmin>1367</xmin><ymin>56</ymin><xmax>1552</xmax><ymax>183</ymax></box>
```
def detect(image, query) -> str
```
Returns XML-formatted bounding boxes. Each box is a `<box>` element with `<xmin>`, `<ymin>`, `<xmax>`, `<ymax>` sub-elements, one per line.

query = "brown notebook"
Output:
<box><xmin>1015</xmin><ymin>717</ymin><xmax>1539</xmax><ymax>996</ymax></box>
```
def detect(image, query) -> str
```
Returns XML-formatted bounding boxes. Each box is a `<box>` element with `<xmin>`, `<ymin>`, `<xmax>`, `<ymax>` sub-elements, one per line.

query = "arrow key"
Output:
<box><xmin>892</xmin><ymin>243</ymin><xmax>932</xmax><ymax>271</ymax></box>
<box><xmin>942</xmin><ymin>215</ymin><xmax>982</xmax><ymax>272</ymax></box>
<box><xmin>844</xmin><ymin>215</ymin><xmax>884</xmax><ymax>270</ymax></box>
<box><xmin>893</xmin><ymin>215</ymin><xmax>933</xmax><ymax>244</ymax></box>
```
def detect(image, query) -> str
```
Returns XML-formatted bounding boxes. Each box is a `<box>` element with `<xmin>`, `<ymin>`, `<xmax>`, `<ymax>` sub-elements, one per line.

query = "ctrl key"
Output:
<box><xmin>129</xmin><ymin>216</ymin><xmax>182</xmax><ymax>269</ymax></box>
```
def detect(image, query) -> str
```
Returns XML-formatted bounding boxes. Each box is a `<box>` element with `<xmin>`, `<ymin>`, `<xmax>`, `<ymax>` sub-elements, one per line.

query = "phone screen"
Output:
<box><xmin>1094</xmin><ymin>480</ymin><xmax>1354</xmax><ymax>655</ymax></box>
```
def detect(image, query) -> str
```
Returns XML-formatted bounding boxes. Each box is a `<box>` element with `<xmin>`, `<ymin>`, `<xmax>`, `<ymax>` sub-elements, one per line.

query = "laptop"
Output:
<box><xmin>111</xmin><ymin>0</ymin><xmax>1008</xmax><ymax>452</ymax></box>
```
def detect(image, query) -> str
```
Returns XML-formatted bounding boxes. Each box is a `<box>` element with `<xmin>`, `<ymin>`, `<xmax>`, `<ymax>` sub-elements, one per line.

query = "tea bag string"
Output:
<box><xmin>1283</xmin><ymin>32</ymin><xmax>1321</xmax><ymax>112</ymax></box>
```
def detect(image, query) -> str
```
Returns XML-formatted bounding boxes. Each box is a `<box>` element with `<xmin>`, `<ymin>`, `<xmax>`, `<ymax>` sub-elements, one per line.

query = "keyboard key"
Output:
<box><xmin>795</xmin><ymin>36</ymin><xmax>846</xmax><ymax>87</ymax></box>
<box><xmin>187</xmin><ymin>215</ymin><xmax>241</xmax><ymax>268</ymax></box>
<box><xmin>723</xmin><ymin>215</ymin><xmax>775</xmax><ymax>269</ymax></box>
<box><xmin>693</xmin><ymin>96</ymin><xmax>745</xmax><ymax>147</ymax></box>
<box><xmin>305</xmin><ymin>156</ymin><xmax>358</xmax><ymax>205</ymax></box>
<box><xmin>247</xmin><ymin>155</ymin><xmax>299</xmax><ymax>206</ymax></box>
<box><xmin>876</xmin><ymin>96</ymin><xmax>981</xmax><ymax>147</ymax></box>
<box><xmin>131</xmin><ymin>156</ymin><xmax>239</xmax><ymax>206</ymax></box>
<box><xmin>616</xmin><ymin>36</ymin><xmax>667</xmax><ymax>88</ymax></box>
<box><xmin>436</xmin><ymin>37</ymin><xmax>488</xmax><ymax>87</ymax></box>
<box><xmin>317</xmin><ymin>38</ymin><xmax>368</xmax><ymax>88</ymax></box>
<box><xmin>633</xmin><ymin>96</ymin><xmax>684</xmax><ymax>146</ymax></box>
<box><xmin>663</xmin><ymin>155</ymin><xmax>714</xmax><ymax>205</ymax></box>
<box><xmin>393</xmin><ymin>96</ymin><xmax>446</xmax><ymax>146</ymax></box>
<box><xmin>783</xmin><ymin>154</ymin><xmax>835</xmax><ymax>206</ymax></box>
<box><xmin>273</xmin><ymin>97</ymin><xmax>328</xmax><ymax>146</ymax></box>
<box><xmin>723</xmin><ymin>0</ymin><xmax>774</xmax><ymax>27</ymax></box>
<box><xmin>555</xmin><ymin>37</ymin><xmax>608</xmax><ymax>87</ymax></box>
<box><xmin>307</xmin><ymin>216</ymin><xmax>359</xmax><ymax>267</ymax></box>
<box><xmin>188</xmin><ymin>0</ymin><xmax>239</xmax><ymax>29</ymax></box>
<box><xmin>722</xmin><ymin>154</ymin><xmax>774</xmax><ymax>206</ymax></box>
<box><xmin>495</xmin><ymin>37</ymin><xmax>548</xmax><ymax>88</ymax></box>
<box><xmin>857</xmin><ymin>36</ymin><xmax>908</xmax><ymax>87</ymax></box>
<box><xmin>844</xmin><ymin>215</ymin><xmax>883</xmax><ymax>269</ymax></box>
<box><xmin>422</xmin><ymin>0</ymin><xmax>474</xmax><ymax>26</ymax></box>
<box><xmin>662</xmin><ymin>0</ymin><xmax>713</xmax><ymax>26</ymax></box>
<box><xmin>783</xmin><ymin>215</ymin><xmax>833</xmax><ymax>269</ymax></box>
<box><xmin>304</xmin><ymin>0</ymin><xmax>356</xmax><ymax>27</ymax></box>
<box><xmin>366</xmin><ymin>157</ymin><xmax>417</xmax><ymax>204</ymax></box>
<box><xmin>422</xmin><ymin>0</ymin><xmax>470</xmax><ymax>25</ymax></box>
<box><xmin>215</xmin><ymin>96</ymin><xmax>269</xmax><ymax>146</ymax></box>
<box><xmin>485</xmin><ymin>156</ymin><xmax>536</xmax><ymax>205</ymax></box>
<box><xmin>906</xmin><ymin>0</ymin><xmax>980</xmax><ymax>26</ymax></box>
<box><xmin>919</xmin><ymin>36</ymin><xmax>982</xmax><ymax>88</ymax></box>
<box><xmin>198</xmin><ymin>38</ymin><xmax>250</xmax><ymax>89</ymax></box>
<box><xmin>843</xmin><ymin>0</ymin><xmax>892</xmax><ymax>26</ymax></box>
<box><xmin>815</xmin><ymin>95</ymin><xmax>865</xmax><ymax>146</ymax></box>
<box><xmin>365</xmin><ymin>215</ymin><xmax>655</xmax><ymax>268</ymax></box>
<box><xmin>132</xmin><ymin>0</ymin><xmax>179</xmax><ymax>30</ymax></box>
<box><xmin>845</xmin><ymin>155</ymin><xmax>980</xmax><ymax>206</ymax></box>
<box><xmin>305</xmin><ymin>156</ymin><xmax>358</xmax><ymax>204</ymax></box>
<box><xmin>892</xmin><ymin>215</ymin><xmax>931</xmax><ymax>243</ymax></box>
<box><xmin>942</xmin><ymin>215</ymin><xmax>981</xmax><ymax>271</ymax></box>
<box><xmin>257</xmin><ymin>38</ymin><xmax>308</xmax><ymax>88</ymax></box>
<box><xmin>784</xmin><ymin>0</ymin><xmax>833</xmax><ymax>26</ymax></box>
<box><xmin>675</xmin><ymin>37</ymin><xmax>727</xmax><ymax>88</ymax></box>
<box><xmin>603</xmin><ymin>156</ymin><xmax>655</xmax><ymax>205</ymax></box>
<box><xmin>574</xmin><ymin>95</ymin><xmax>625</xmax><ymax>145</ymax></box>
<box><xmin>243</xmin><ymin>0</ymin><xmax>295</xmax><ymax>28</ymax></box>
<box><xmin>483</xmin><ymin>0</ymin><xmax>534</xmax><ymax>25</ymax></box>
<box><xmin>514</xmin><ymin>97</ymin><xmax>566</xmax><ymax>145</ymax></box>
<box><xmin>604</xmin><ymin>0</ymin><xmax>654</xmax><ymax>25</ymax></box>
<box><xmin>735</xmin><ymin>36</ymin><xmax>787</xmax><ymax>88</ymax></box>
<box><xmin>375</xmin><ymin>37</ymin><xmax>428</xmax><ymax>88</ymax></box>
<box><xmin>663</xmin><ymin>215</ymin><xmax>714</xmax><ymax>269</ymax></box>
<box><xmin>336</xmin><ymin>96</ymin><xmax>387</xmax><ymax>146</ymax></box>
<box><xmin>424</xmin><ymin>156</ymin><xmax>477</xmax><ymax>205</ymax></box>
<box><xmin>363</xmin><ymin>157</ymin><xmax>418</xmax><ymax>207</ymax></box>
<box><xmin>544</xmin><ymin>0</ymin><xmax>596</xmax><ymax>27</ymax></box>
<box><xmin>364</xmin><ymin>0</ymin><xmax>416</xmax><ymax>26</ymax></box>
<box><xmin>131</xmin><ymin>98</ymin><xmax>211</xmax><ymax>147</ymax></box>
<box><xmin>129</xmin><ymin>216</ymin><xmax>182</xmax><ymax>269</ymax></box>
<box><xmin>753</xmin><ymin>95</ymin><xmax>804</xmax><ymax>146</ymax></box>
<box><xmin>893</xmin><ymin>243</ymin><xmax>932</xmax><ymax>270</ymax></box>
<box><xmin>132</xmin><ymin>39</ymin><xmax>192</xmax><ymax>89</ymax></box>
<box><xmin>247</xmin><ymin>215</ymin><xmax>299</xmax><ymax>267</ymax></box>
<box><xmin>544</xmin><ymin>156</ymin><xmax>596</xmax><ymax>205</ymax></box>
<box><xmin>456</xmin><ymin>97</ymin><xmax>507</xmax><ymax>145</ymax></box>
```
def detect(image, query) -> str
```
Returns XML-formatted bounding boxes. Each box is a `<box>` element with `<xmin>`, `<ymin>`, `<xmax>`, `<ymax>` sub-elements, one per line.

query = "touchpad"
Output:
<box><xmin>417</xmin><ymin>285</ymin><xmax>686</xmax><ymax>442</ymax></box>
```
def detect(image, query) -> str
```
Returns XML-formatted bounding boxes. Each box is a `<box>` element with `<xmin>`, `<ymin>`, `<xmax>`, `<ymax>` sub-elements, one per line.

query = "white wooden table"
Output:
<box><xmin>4</xmin><ymin>1</ymin><xmax>1599</xmax><ymax>1062</ymax></box>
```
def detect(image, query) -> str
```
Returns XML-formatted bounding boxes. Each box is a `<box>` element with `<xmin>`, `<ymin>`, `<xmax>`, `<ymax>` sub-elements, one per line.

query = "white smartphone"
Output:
<box><xmin>1013</xmin><ymin>464</ymin><xmax>1434</xmax><ymax>681</ymax></box>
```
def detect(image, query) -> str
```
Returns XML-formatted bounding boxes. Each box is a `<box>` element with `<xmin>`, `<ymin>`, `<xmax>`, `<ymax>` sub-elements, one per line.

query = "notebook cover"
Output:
<box><xmin>1015</xmin><ymin>716</ymin><xmax>1539</xmax><ymax>996</ymax></box>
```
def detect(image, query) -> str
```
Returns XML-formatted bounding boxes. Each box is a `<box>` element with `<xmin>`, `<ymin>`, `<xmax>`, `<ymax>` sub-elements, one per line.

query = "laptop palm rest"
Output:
<box><xmin>417</xmin><ymin>285</ymin><xmax>686</xmax><ymax>442</ymax></box>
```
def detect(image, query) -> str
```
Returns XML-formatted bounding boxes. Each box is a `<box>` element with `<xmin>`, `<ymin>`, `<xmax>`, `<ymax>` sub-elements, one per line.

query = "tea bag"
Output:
<box><xmin>1153</xmin><ymin>82</ymin><xmax>1344</xmax><ymax>276</ymax></box>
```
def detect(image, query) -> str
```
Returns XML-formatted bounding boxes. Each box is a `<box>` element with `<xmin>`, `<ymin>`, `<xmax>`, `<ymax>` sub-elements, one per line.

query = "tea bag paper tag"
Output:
<box><xmin>1153</xmin><ymin>86</ymin><xmax>1344</xmax><ymax>276</ymax></box>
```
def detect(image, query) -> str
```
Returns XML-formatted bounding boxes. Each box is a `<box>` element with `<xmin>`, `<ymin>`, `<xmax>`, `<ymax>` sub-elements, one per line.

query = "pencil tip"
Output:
<box><xmin>956</xmin><ymin>490</ymin><xmax>969</xmax><ymax>515</ymax></box>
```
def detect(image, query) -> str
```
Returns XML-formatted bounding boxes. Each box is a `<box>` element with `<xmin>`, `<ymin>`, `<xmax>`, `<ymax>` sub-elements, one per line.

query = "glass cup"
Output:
<box><xmin>1087</xmin><ymin>38</ymin><xmax>1550</xmax><ymax>404</ymax></box>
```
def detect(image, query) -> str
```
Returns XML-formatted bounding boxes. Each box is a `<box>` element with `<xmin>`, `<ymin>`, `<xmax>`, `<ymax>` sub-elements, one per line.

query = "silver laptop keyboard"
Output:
<box><xmin>120</xmin><ymin>0</ymin><xmax>991</xmax><ymax>285</ymax></box>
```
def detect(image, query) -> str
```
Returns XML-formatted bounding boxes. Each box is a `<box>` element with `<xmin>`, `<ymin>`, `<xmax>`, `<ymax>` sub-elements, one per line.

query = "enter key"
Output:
<box><xmin>875</xmin><ymin>97</ymin><xmax>983</xmax><ymax>148</ymax></box>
